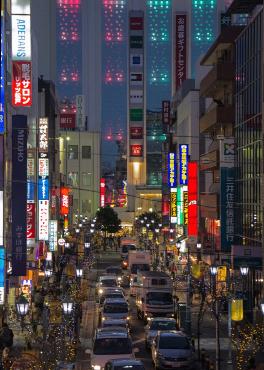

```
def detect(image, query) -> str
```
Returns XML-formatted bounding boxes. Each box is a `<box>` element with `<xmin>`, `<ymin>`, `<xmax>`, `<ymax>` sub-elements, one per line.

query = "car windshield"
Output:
<box><xmin>159</xmin><ymin>336</ymin><xmax>191</xmax><ymax>350</ymax></box>
<box><xmin>104</xmin><ymin>303</ymin><xmax>128</xmax><ymax>313</ymax></box>
<box><xmin>101</xmin><ymin>279</ymin><xmax>117</xmax><ymax>287</ymax></box>
<box><xmin>150</xmin><ymin>321</ymin><xmax>176</xmax><ymax>331</ymax></box>
<box><xmin>146</xmin><ymin>292</ymin><xmax>173</xmax><ymax>305</ymax></box>
<box><xmin>103</xmin><ymin>322</ymin><xmax>127</xmax><ymax>328</ymax></box>
<box><xmin>115</xmin><ymin>366</ymin><xmax>145</xmax><ymax>370</ymax></box>
<box><xmin>93</xmin><ymin>338</ymin><xmax>132</xmax><ymax>355</ymax></box>
<box><xmin>131</xmin><ymin>264</ymin><xmax>150</xmax><ymax>274</ymax></box>
<box><xmin>122</xmin><ymin>245</ymin><xmax>136</xmax><ymax>254</ymax></box>
<box><xmin>100</xmin><ymin>293</ymin><xmax>124</xmax><ymax>304</ymax></box>
<box><xmin>107</xmin><ymin>268</ymin><xmax>122</xmax><ymax>274</ymax></box>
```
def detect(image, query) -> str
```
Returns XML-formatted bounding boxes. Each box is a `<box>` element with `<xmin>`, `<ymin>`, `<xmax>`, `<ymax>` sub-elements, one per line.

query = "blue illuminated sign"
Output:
<box><xmin>168</xmin><ymin>152</ymin><xmax>176</xmax><ymax>188</ymax></box>
<box><xmin>38</xmin><ymin>177</ymin><xmax>49</xmax><ymax>200</ymax></box>
<box><xmin>179</xmin><ymin>144</ymin><xmax>189</xmax><ymax>185</ymax></box>
<box><xmin>0</xmin><ymin>247</ymin><xmax>4</xmax><ymax>304</ymax></box>
<box><xmin>27</xmin><ymin>181</ymin><xmax>34</xmax><ymax>201</ymax></box>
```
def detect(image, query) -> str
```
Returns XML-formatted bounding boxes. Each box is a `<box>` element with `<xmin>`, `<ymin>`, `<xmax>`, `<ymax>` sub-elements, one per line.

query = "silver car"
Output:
<box><xmin>151</xmin><ymin>331</ymin><xmax>195</xmax><ymax>369</ymax></box>
<box><xmin>145</xmin><ymin>318</ymin><xmax>177</xmax><ymax>349</ymax></box>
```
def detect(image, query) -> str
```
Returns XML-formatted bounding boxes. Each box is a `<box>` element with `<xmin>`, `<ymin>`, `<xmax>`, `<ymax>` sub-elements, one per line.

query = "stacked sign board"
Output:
<box><xmin>129</xmin><ymin>12</ymin><xmax>144</xmax><ymax>162</ymax></box>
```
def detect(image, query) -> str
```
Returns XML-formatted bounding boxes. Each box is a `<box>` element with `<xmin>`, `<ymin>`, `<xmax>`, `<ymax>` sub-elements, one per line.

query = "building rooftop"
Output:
<box><xmin>201</xmin><ymin>26</ymin><xmax>245</xmax><ymax>66</ymax></box>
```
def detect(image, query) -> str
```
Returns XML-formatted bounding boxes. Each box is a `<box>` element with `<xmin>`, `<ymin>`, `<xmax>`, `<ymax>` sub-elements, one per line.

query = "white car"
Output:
<box><xmin>101</xmin><ymin>298</ymin><xmax>130</xmax><ymax>324</ymax></box>
<box><xmin>97</xmin><ymin>276</ymin><xmax>118</xmax><ymax>296</ymax></box>
<box><xmin>145</xmin><ymin>317</ymin><xmax>177</xmax><ymax>348</ymax></box>
<box><xmin>99</xmin><ymin>288</ymin><xmax>125</xmax><ymax>306</ymax></box>
<box><xmin>89</xmin><ymin>331</ymin><xmax>137</xmax><ymax>370</ymax></box>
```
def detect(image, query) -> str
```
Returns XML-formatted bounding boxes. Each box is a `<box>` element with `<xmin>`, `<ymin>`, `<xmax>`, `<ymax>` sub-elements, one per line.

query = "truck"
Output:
<box><xmin>135</xmin><ymin>271</ymin><xmax>174</xmax><ymax>322</ymax></box>
<box><xmin>128</xmin><ymin>250</ymin><xmax>151</xmax><ymax>295</ymax></box>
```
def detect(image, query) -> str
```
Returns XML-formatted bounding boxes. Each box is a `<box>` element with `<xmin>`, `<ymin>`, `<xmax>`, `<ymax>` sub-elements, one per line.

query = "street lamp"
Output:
<box><xmin>62</xmin><ymin>297</ymin><xmax>74</xmax><ymax>316</ymax></box>
<box><xmin>197</xmin><ymin>241</ymin><xmax>202</xmax><ymax>249</ymax></box>
<box><xmin>76</xmin><ymin>267</ymin><xmax>83</xmax><ymax>278</ymax></box>
<box><xmin>140</xmin><ymin>220</ymin><xmax>144</xmax><ymax>224</ymax></box>
<box><xmin>16</xmin><ymin>295</ymin><xmax>29</xmax><ymax>317</ymax></box>
<box><xmin>90</xmin><ymin>229</ymin><xmax>94</xmax><ymax>233</ymax></box>
<box><xmin>240</xmin><ymin>266</ymin><xmax>249</xmax><ymax>276</ymax></box>
<box><xmin>45</xmin><ymin>267</ymin><xmax>53</xmax><ymax>278</ymax></box>
<box><xmin>85</xmin><ymin>242</ymin><xmax>90</xmax><ymax>248</ymax></box>
<box><xmin>155</xmin><ymin>229</ymin><xmax>159</xmax><ymax>233</ymax></box>
<box><xmin>91</xmin><ymin>223</ymin><xmax>95</xmax><ymax>228</ymax></box>
<box><xmin>76</xmin><ymin>228</ymin><xmax>80</xmax><ymax>233</ymax></box>
<box><xmin>79</xmin><ymin>223</ymin><xmax>82</xmax><ymax>228</ymax></box>
<box><xmin>260</xmin><ymin>300</ymin><xmax>264</xmax><ymax>315</ymax></box>
<box><xmin>146</xmin><ymin>223</ymin><xmax>150</xmax><ymax>228</ymax></box>
<box><xmin>210</xmin><ymin>265</ymin><xmax>218</xmax><ymax>276</ymax></box>
<box><xmin>65</xmin><ymin>242</ymin><xmax>70</xmax><ymax>248</ymax></box>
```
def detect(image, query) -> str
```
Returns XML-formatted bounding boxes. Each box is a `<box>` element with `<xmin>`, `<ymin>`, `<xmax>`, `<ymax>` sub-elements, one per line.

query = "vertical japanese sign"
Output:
<box><xmin>60</xmin><ymin>187</ymin><xmax>69</xmax><ymax>216</ymax></box>
<box><xmin>170</xmin><ymin>188</ymin><xmax>177</xmax><ymax>224</ymax></box>
<box><xmin>76</xmin><ymin>95</ymin><xmax>85</xmax><ymax>130</ymax></box>
<box><xmin>188</xmin><ymin>162</ymin><xmax>198</xmax><ymax>238</ymax></box>
<box><xmin>175</xmin><ymin>14</ymin><xmax>187</xmax><ymax>91</ymax></box>
<box><xmin>38</xmin><ymin>118</ymin><xmax>49</xmax><ymax>241</ymax></box>
<box><xmin>183</xmin><ymin>191</ymin><xmax>188</xmax><ymax>225</ymax></box>
<box><xmin>27</xmin><ymin>202</ymin><xmax>35</xmax><ymax>239</ymax></box>
<box><xmin>12</xmin><ymin>61</ymin><xmax>32</xmax><ymax>107</ymax></box>
<box><xmin>177</xmin><ymin>186</ymin><xmax>184</xmax><ymax>225</ymax></box>
<box><xmin>0</xmin><ymin>3</ymin><xmax>4</xmax><ymax>133</ymax></box>
<box><xmin>0</xmin><ymin>248</ymin><xmax>5</xmax><ymax>304</ymax></box>
<box><xmin>179</xmin><ymin>144</ymin><xmax>188</xmax><ymax>185</ymax></box>
<box><xmin>168</xmin><ymin>153</ymin><xmax>177</xmax><ymax>188</ymax></box>
<box><xmin>12</xmin><ymin>115</ymin><xmax>27</xmax><ymax>276</ymax></box>
<box><xmin>220</xmin><ymin>138</ymin><xmax>235</xmax><ymax>252</ymax></box>
<box><xmin>49</xmin><ymin>220</ymin><xmax>58</xmax><ymax>252</ymax></box>
<box><xmin>100</xmin><ymin>178</ymin><xmax>105</xmax><ymax>207</ymax></box>
<box><xmin>162</xmin><ymin>100</ymin><xmax>170</xmax><ymax>125</ymax></box>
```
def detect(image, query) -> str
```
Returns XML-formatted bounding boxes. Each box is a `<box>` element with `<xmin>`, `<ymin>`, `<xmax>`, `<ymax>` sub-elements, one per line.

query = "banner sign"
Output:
<box><xmin>162</xmin><ymin>100</ymin><xmax>170</xmax><ymax>125</ymax></box>
<box><xmin>49</xmin><ymin>220</ymin><xmax>58</xmax><ymax>252</ymax></box>
<box><xmin>168</xmin><ymin>153</ymin><xmax>176</xmax><ymax>188</ymax></box>
<box><xmin>188</xmin><ymin>162</ymin><xmax>198</xmax><ymax>237</ymax></box>
<box><xmin>170</xmin><ymin>188</ymin><xmax>177</xmax><ymax>224</ymax></box>
<box><xmin>12</xmin><ymin>115</ymin><xmax>27</xmax><ymax>276</ymax></box>
<box><xmin>175</xmin><ymin>14</ymin><xmax>187</xmax><ymax>90</ymax></box>
<box><xmin>27</xmin><ymin>181</ymin><xmax>34</xmax><ymax>201</ymax></box>
<box><xmin>60</xmin><ymin>113</ymin><xmax>76</xmax><ymax>129</ymax></box>
<box><xmin>177</xmin><ymin>186</ymin><xmax>184</xmax><ymax>225</ymax></box>
<box><xmin>100</xmin><ymin>178</ymin><xmax>105</xmax><ymax>207</ymax></box>
<box><xmin>60</xmin><ymin>187</ymin><xmax>69</xmax><ymax>216</ymax></box>
<box><xmin>27</xmin><ymin>202</ymin><xmax>35</xmax><ymax>239</ymax></box>
<box><xmin>11</xmin><ymin>14</ymin><xmax>31</xmax><ymax>61</ymax></box>
<box><xmin>130</xmin><ymin>127</ymin><xmax>143</xmax><ymax>139</ymax></box>
<box><xmin>12</xmin><ymin>61</ymin><xmax>32</xmax><ymax>107</ymax></box>
<box><xmin>221</xmin><ymin>167</ymin><xmax>235</xmax><ymax>252</ymax></box>
<box><xmin>76</xmin><ymin>95</ymin><xmax>85</xmax><ymax>130</ymax></box>
<box><xmin>0</xmin><ymin>248</ymin><xmax>5</xmax><ymax>304</ymax></box>
<box><xmin>179</xmin><ymin>144</ymin><xmax>188</xmax><ymax>185</ymax></box>
<box><xmin>183</xmin><ymin>191</ymin><xmax>188</xmax><ymax>225</ymax></box>
<box><xmin>38</xmin><ymin>177</ymin><xmax>49</xmax><ymax>201</ymax></box>
<box><xmin>39</xmin><ymin>200</ymin><xmax>49</xmax><ymax>241</ymax></box>
<box><xmin>39</xmin><ymin>118</ymin><xmax>48</xmax><ymax>153</ymax></box>
<box><xmin>130</xmin><ymin>144</ymin><xmax>143</xmax><ymax>157</ymax></box>
<box><xmin>0</xmin><ymin>10</ymin><xmax>4</xmax><ymax>133</ymax></box>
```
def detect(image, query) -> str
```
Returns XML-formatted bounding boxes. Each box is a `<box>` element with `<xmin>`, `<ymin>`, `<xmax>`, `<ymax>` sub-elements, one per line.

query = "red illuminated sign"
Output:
<box><xmin>27</xmin><ymin>202</ymin><xmax>35</xmax><ymax>239</ymax></box>
<box><xmin>130</xmin><ymin>127</ymin><xmax>143</xmax><ymax>139</ymax></box>
<box><xmin>188</xmin><ymin>162</ymin><xmax>198</xmax><ymax>237</ymax></box>
<box><xmin>130</xmin><ymin>144</ymin><xmax>143</xmax><ymax>157</ymax></box>
<box><xmin>60</xmin><ymin>187</ymin><xmax>69</xmax><ymax>216</ymax></box>
<box><xmin>175</xmin><ymin>14</ymin><xmax>187</xmax><ymax>91</ymax></box>
<box><xmin>60</xmin><ymin>113</ymin><xmax>76</xmax><ymax>129</ymax></box>
<box><xmin>12</xmin><ymin>61</ymin><xmax>32</xmax><ymax>107</ymax></box>
<box><xmin>100</xmin><ymin>178</ymin><xmax>105</xmax><ymax>207</ymax></box>
<box><xmin>130</xmin><ymin>17</ymin><xmax>143</xmax><ymax>30</ymax></box>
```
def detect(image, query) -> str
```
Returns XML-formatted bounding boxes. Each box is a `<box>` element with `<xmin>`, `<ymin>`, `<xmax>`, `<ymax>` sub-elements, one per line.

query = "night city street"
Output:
<box><xmin>1</xmin><ymin>0</ymin><xmax>264</xmax><ymax>369</ymax></box>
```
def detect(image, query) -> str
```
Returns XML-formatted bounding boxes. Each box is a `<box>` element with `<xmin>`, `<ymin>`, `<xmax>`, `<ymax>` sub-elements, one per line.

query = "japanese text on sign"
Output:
<box><xmin>170</xmin><ymin>189</ymin><xmax>177</xmax><ymax>224</ymax></box>
<box><xmin>168</xmin><ymin>153</ymin><xmax>176</xmax><ymax>188</ymax></box>
<box><xmin>179</xmin><ymin>144</ymin><xmax>188</xmax><ymax>185</ymax></box>
<box><xmin>12</xmin><ymin>61</ymin><xmax>32</xmax><ymax>107</ymax></box>
<box><xmin>162</xmin><ymin>100</ymin><xmax>170</xmax><ymax>125</ymax></box>
<box><xmin>175</xmin><ymin>14</ymin><xmax>187</xmax><ymax>90</ymax></box>
<box><xmin>39</xmin><ymin>118</ymin><xmax>48</xmax><ymax>153</ymax></box>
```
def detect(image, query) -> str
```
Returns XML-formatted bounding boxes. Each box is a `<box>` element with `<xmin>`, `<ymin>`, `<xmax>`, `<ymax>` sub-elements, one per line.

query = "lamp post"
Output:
<box><xmin>210</xmin><ymin>265</ymin><xmax>220</xmax><ymax>370</ymax></box>
<box><xmin>61</xmin><ymin>296</ymin><xmax>74</xmax><ymax>361</ymax></box>
<box><xmin>16</xmin><ymin>295</ymin><xmax>29</xmax><ymax>331</ymax></box>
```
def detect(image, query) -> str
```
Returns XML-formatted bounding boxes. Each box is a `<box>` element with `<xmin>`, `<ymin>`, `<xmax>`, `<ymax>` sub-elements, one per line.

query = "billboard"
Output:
<box><xmin>168</xmin><ymin>153</ymin><xmax>176</xmax><ymax>188</ymax></box>
<box><xmin>60</xmin><ymin>187</ymin><xmax>69</xmax><ymax>216</ymax></box>
<box><xmin>39</xmin><ymin>200</ymin><xmax>49</xmax><ymax>241</ymax></box>
<box><xmin>12</xmin><ymin>115</ymin><xmax>27</xmax><ymax>276</ymax></box>
<box><xmin>39</xmin><ymin>118</ymin><xmax>48</xmax><ymax>152</ymax></box>
<box><xmin>0</xmin><ymin>248</ymin><xmax>5</xmax><ymax>305</ymax></box>
<box><xmin>162</xmin><ymin>101</ymin><xmax>170</xmax><ymax>125</ymax></box>
<box><xmin>12</xmin><ymin>61</ymin><xmax>32</xmax><ymax>107</ymax></box>
<box><xmin>179</xmin><ymin>144</ymin><xmax>188</xmax><ymax>185</ymax></box>
<box><xmin>188</xmin><ymin>162</ymin><xmax>198</xmax><ymax>237</ymax></box>
<box><xmin>49</xmin><ymin>220</ymin><xmax>58</xmax><ymax>252</ymax></box>
<box><xmin>175</xmin><ymin>14</ymin><xmax>187</xmax><ymax>90</ymax></box>
<box><xmin>0</xmin><ymin>9</ymin><xmax>4</xmax><ymax>133</ymax></box>
<box><xmin>60</xmin><ymin>113</ymin><xmax>76</xmax><ymax>129</ymax></box>
<box><xmin>27</xmin><ymin>202</ymin><xmax>35</xmax><ymax>239</ymax></box>
<box><xmin>130</xmin><ymin>144</ymin><xmax>143</xmax><ymax>157</ymax></box>
<box><xmin>11</xmin><ymin>14</ymin><xmax>31</xmax><ymax>60</ymax></box>
<box><xmin>170</xmin><ymin>188</ymin><xmax>177</xmax><ymax>224</ymax></box>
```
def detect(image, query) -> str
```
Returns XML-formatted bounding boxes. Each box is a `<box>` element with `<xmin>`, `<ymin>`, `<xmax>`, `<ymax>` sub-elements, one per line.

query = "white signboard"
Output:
<box><xmin>11</xmin><ymin>0</ymin><xmax>31</xmax><ymax>15</ymax></box>
<box><xmin>12</xmin><ymin>15</ymin><xmax>31</xmax><ymax>61</ymax></box>
<box><xmin>49</xmin><ymin>220</ymin><xmax>58</xmax><ymax>252</ymax></box>
<box><xmin>39</xmin><ymin>118</ymin><xmax>48</xmax><ymax>153</ymax></box>
<box><xmin>38</xmin><ymin>158</ymin><xmax>49</xmax><ymax>177</ymax></box>
<box><xmin>39</xmin><ymin>200</ymin><xmax>49</xmax><ymax>241</ymax></box>
<box><xmin>76</xmin><ymin>95</ymin><xmax>85</xmax><ymax>130</ymax></box>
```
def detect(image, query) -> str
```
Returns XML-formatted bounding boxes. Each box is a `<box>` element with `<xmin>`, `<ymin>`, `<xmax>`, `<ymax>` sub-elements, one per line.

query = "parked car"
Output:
<box><xmin>145</xmin><ymin>317</ymin><xmax>177</xmax><ymax>349</ymax></box>
<box><xmin>97</xmin><ymin>276</ymin><xmax>118</xmax><ymax>296</ymax></box>
<box><xmin>151</xmin><ymin>331</ymin><xmax>195</xmax><ymax>369</ymax></box>
<box><xmin>104</xmin><ymin>359</ymin><xmax>145</xmax><ymax>370</ymax></box>
<box><xmin>89</xmin><ymin>331</ymin><xmax>138</xmax><ymax>370</ymax></box>
<box><xmin>105</xmin><ymin>266</ymin><xmax>123</xmax><ymax>283</ymax></box>
<box><xmin>99</xmin><ymin>289</ymin><xmax>126</xmax><ymax>305</ymax></box>
<box><xmin>101</xmin><ymin>318</ymin><xmax>129</xmax><ymax>331</ymax></box>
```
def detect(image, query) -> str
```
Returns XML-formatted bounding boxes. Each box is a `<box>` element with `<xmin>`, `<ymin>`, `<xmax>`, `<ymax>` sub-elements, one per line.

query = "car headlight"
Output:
<box><xmin>92</xmin><ymin>366</ymin><xmax>101</xmax><ymax>370</ymax></box>
<box><xmin>102</xmin><ymin>316</ymin><xmax>105</xmax><ymax>321</ymax></box>
<box><xmin>98</xmin><ymin>289</ymin><xmax>103</xmax><ymax>294</ymax></box>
